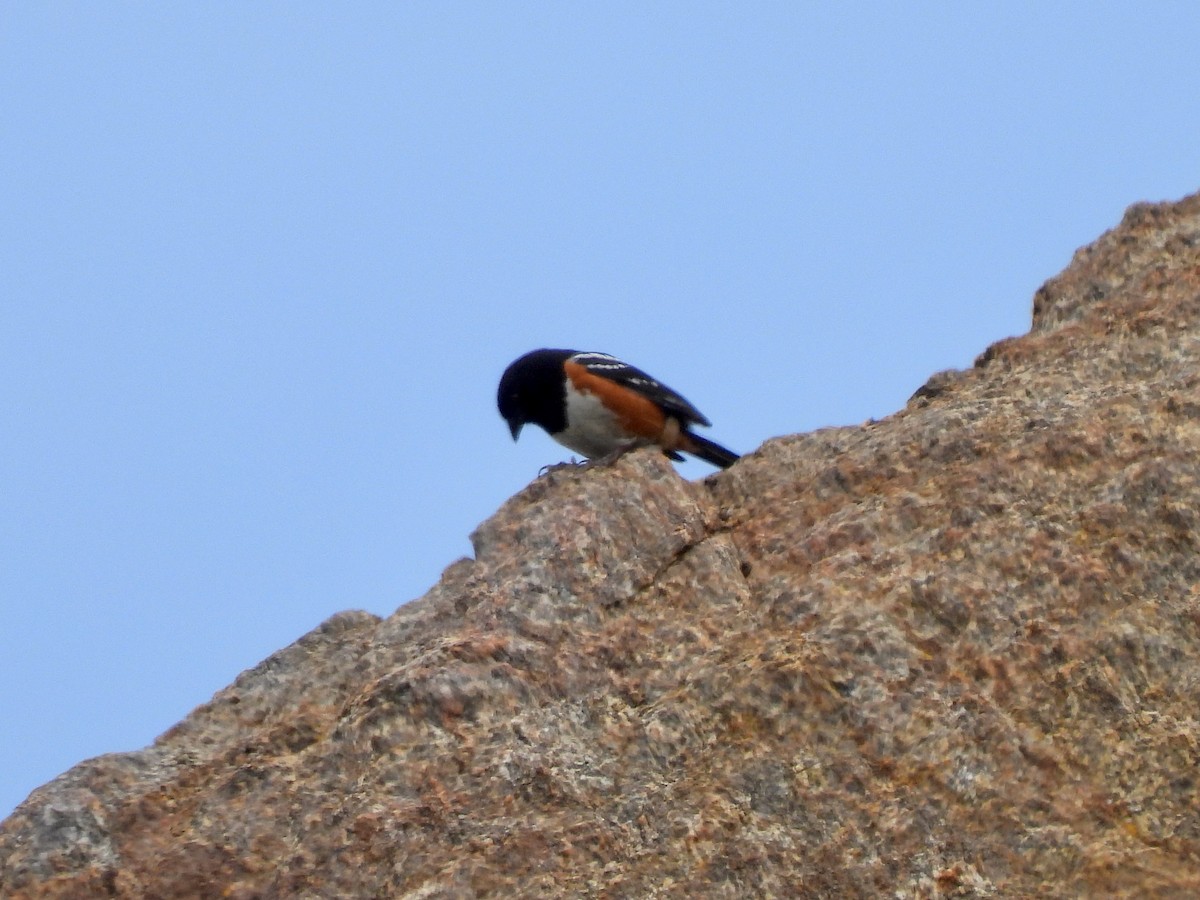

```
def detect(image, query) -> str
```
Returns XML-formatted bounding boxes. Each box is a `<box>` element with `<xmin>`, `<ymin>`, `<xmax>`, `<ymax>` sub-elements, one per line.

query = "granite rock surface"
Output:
<box><xmin>4</xmin><ymin>194</ymin><xmax>1200</xmax><ymax>897</ymax></box>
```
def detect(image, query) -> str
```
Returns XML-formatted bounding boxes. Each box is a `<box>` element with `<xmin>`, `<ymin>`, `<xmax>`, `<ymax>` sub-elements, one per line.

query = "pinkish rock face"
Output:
<box><xmin>5</xmin><ymin>195</ymin><xmax>1200</xmax><ymax>897</ymax></box>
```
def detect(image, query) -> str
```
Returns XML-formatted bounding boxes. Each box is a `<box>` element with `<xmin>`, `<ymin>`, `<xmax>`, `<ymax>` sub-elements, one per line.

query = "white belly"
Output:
<box><xmin>555</xmin><ymin>383</ymin><xmax>644</xmax><ymax>458</ymax></box>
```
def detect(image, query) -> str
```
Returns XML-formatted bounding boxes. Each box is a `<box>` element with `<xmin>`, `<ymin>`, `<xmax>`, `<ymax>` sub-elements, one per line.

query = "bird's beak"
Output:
<box><xmin>507</xmin><ymin>419</ymin><xmax>523</xmax><ymax>441</ymax></box>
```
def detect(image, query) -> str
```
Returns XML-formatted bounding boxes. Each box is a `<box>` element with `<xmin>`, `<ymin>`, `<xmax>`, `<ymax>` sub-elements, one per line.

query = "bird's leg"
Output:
<box><xmin>538</xmin><ymin>457</ymin><xmax>583</xmax><ymax>476</ymax></box>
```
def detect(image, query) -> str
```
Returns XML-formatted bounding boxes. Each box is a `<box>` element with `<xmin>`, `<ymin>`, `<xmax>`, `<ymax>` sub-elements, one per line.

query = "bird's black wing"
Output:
<box><xmin>570</xmin><ymin>352</ymin><xmax>712</xmax><ymax>427</ymax></box>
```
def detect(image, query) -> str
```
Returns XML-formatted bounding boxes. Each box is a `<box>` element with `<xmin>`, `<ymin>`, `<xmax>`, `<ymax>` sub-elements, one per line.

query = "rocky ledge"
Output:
<box><xmin>4</xmin><ymin>195</ymin><xmax>1200</xmax><ymax>897</ymax></box>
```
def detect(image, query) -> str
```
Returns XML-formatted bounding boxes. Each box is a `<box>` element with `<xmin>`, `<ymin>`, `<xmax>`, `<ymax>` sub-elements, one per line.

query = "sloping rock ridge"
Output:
<box><xmin>4</xmin><ymin>194</ymin><xmax>1200</xmax><ymax>897</ymax></box>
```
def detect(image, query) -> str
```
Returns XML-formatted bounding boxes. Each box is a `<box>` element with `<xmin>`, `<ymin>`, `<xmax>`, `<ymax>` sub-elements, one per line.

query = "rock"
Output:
<box><xmin>5</xmin><ymin>194</ymin><xmax>1200</xmax><ymax>897</ymax></box>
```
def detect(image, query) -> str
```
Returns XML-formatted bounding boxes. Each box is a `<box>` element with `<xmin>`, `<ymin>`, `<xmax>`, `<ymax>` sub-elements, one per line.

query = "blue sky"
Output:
<box><xmin>2</xmin><ymin>5</ymin><xmax>1197</xmax><ymax>819</ymax></box>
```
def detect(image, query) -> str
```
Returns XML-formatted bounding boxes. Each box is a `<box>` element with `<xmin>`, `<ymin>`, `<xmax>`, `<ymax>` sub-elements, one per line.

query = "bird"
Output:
<box><xmin>497</xmin><ymin>348</ymin><xmax>740</xmax><ymax>469</ymax></box>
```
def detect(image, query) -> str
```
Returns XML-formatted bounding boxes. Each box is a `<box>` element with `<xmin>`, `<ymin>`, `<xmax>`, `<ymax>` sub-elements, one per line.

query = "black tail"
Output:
<box><xmin>682</xmin><ymin>432</ymin><xmax>740</xmax><ymax>469</ymax></box>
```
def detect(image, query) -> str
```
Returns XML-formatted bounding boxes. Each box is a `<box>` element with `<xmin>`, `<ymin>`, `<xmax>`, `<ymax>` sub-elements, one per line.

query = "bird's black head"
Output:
<box><xmin>497</xmin><ymin>348</ymin><xmax>576</xmax><ymax>440</ymax></box>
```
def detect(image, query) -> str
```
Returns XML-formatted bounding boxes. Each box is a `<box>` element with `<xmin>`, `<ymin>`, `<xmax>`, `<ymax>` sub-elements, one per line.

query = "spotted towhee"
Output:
<box><xmin>497</xmin><ymin>349</ymin><xmax>740</xmax><ymax>469</ymax></box>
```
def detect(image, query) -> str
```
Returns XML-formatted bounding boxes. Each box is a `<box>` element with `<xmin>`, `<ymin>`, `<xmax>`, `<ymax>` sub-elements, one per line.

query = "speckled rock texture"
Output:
<box><xmin>5</xmin><ymin>194</ymin><xmax>1200</xmax><ymax>898</ymax></box>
